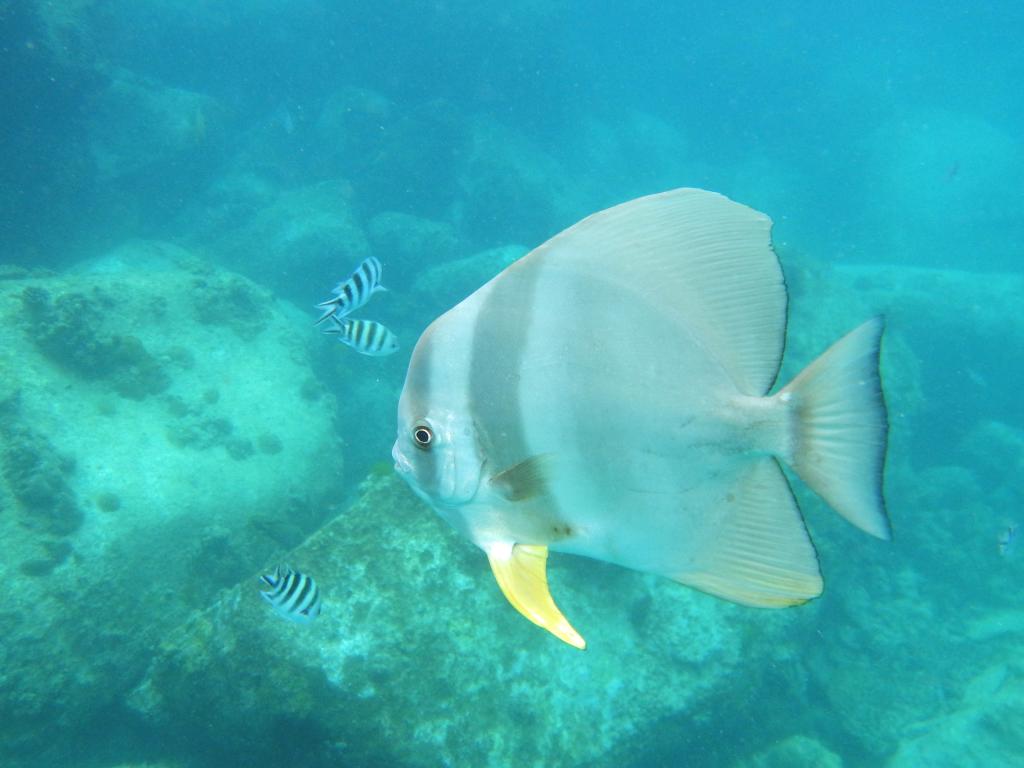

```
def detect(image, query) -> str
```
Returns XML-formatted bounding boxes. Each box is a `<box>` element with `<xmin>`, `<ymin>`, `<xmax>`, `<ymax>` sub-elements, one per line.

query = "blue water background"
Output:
<box><xmin>1</xmin><ymin>2</ymin><xmax>1022</xmax><ymax>767</ymax></box>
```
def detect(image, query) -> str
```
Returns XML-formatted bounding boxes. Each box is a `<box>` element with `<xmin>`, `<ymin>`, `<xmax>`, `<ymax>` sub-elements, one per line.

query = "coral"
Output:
<box><xmin>256</xmin><ymin>432</ymin><xmax>283</xmax><ymax>455</ymax></box>
<box><xmin>21</xmin><ymin>285</ymin><xmax>169</xmax><ymax>399</ymax></box>
<box><xmin>95</xmin><ymin>491</ymin><xmax>121</xmax><ymax>513</ymax></box>
<box><xmin>128</xmin><ymin>474</ymin><xmax>761</xmax><ymax>768</ymax></box>
<box><xmin>190</xmin><ymin>272</ymin><xmax>271</xmax><ymax>340</ymax></box>
<box><xmin>0</xmin><ymin>246</ymin><xmax>345</xmax><ymax>768</ymax></box>
<box><xmin>889</xmin><ymin>662</ymin><xmax>1024</xmax><ymax>767</ymax></box>
<box><xmin>0</xmin><ymin>400</ymin><xmax>82</xmax><ymax>536</ymax></box>
<box><xmin>164</xmin><ymin>417</ymin><xmax>232</xmax><ymax>450</ymax></box>
<box><xmin>225</xmin><ymin>437</ymin><xmax>254</xmax><ymax>461</ymax></box>
<box><xmin>741</xmin><ymin>735</ymin><xmax>843</xmax><ymax>768</ymax></box>
<box><xmin>18</xmin><ymin>540</ymin><xmax>73</xmax><ymax>578</ymax></box>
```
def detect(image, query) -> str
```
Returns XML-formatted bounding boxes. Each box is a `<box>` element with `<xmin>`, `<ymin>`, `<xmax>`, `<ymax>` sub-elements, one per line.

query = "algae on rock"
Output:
<box><xmin>0</xmin><ymin>241</ymin><xmax>345</xmax><ymax>767</ymax></box>
<box><xmin>129</xmin><ymin>473</ymin><xmax>791</xmax><ymax>768</ymax></box>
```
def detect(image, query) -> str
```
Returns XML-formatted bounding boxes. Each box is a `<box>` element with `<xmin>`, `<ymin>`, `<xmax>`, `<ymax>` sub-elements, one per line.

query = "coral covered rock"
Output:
<box><xmin>0</xmin><ymin>241</ymin><xmax>344</xmax><ymax>765</ymax></box>
<box><xmin>211</xmin><ymin>179</ymin><xmax>370</xmax><ymax>307</ymax></box>
<box><xmin>129</xmin><ymin>473</ymin><xmax>788</xmax><ymax>768</ymax></box>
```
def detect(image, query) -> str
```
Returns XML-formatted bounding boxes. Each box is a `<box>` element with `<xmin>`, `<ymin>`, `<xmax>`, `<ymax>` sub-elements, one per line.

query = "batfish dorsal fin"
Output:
<box><xmin>488</xmin><ymin>453</ymin><xmax>554</xmax><ymax>502</ymax></box>
<box><xmin>486</xmin><ymin>542</ymin><xmax>585</xmax><ymax>649</ymax></box>
<box><xmin>674</xmin><ymin>458</ymin><xmax>823</xmax><ymax>606</ymax></box>
<box><xmin>521</xmin><ymin>188</ymin><xmax>787</xmax><ymax>396</ymax></box>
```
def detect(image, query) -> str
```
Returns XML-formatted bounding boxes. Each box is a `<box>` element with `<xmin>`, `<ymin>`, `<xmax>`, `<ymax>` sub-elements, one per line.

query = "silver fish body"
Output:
<box><xmin>315</xmin><ymin>256</ymin><xmax>386</xmax><ymax>325</ymax></box>
<box><xmin>260</xmin><ymin>565</ymin><xmax>322</xmax><ymax>623</ymax></box>
<box><xmin>392</xmin><ymin>188</ymin><xmax>890</xmax><ymax>649</ymax></box>
<box><xmin>326</xmin><ymin>316</ymin><xmax>399</xmax><ymax>356</ymax></box>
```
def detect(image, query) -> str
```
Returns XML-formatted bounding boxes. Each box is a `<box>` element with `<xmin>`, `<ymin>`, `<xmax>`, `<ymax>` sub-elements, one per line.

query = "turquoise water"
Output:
<box><xmin>1</xmin><ymin>3</ymin><xmax>1021</xmax><ymax>767</ymax></box>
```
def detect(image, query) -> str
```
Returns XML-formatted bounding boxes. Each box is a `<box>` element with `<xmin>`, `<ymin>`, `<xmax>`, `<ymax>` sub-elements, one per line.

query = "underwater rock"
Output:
<box><xmin>310</xmin><ymin>86</ymin><xmax>397</xmax><ymax>174</ymax></box>
<box><xmin>211</xmin><ymin>179</ymin><xmax>371</xmax><ymax>307</ymax></box>
<box><xmin>887</xmin><ymin>661</ymin><xmax>1024</xmax><ymax>767</ymax></box>
<box><xmin>22</xmin><ymin>285</ymin><xmax>171</xmax><ymax>399</ymax></box>
<box><xmin>309</xmin><ymin>88</ymin><xmax>465</xmax><ymax>213</ymax></box>
<box><xmin>367</xmin><ymin>211</ymin><xmax>462</xmax><ymax>287</ymax></box>
<box><xmin>573</xmin><ymin>111</ymin><xmax>695</xmax><ymax>203</ymax></box>
<box><xmin>130</xmin><ymin>473</ymin><xmax>786</xmax><ymax>768</ymax></box>
<box><xmin>862</xmin><ymin>109</ymin><xmax>1024</xmax><ymax>272</ymax></box>
<box><xmin>0</xmin><ymin>241</ymin><xmax>344</xmax><ymax>766</ymax></box>
<box><xmin>0</xmin><ymin>410</ymin><xmax>83</xmax><ymax>537</ymax></box>
<box><xmin>740</xmin><ymin>735</ymin><xmax>843</xmax><ymax>768</ymax></box>
<box><xmin>88</xmin><ymin>69</ymin><xmax>223</xmax><ymax>182</ymax></box>
<box><xmin>454</xmin><ymin>117</ymin><xmax>585</xmax><ymax>247</ymax></box>
<box><xmin>410</xmin><ymin>244</ymin><xmax>527</xmax><ymax>320</ymax></box>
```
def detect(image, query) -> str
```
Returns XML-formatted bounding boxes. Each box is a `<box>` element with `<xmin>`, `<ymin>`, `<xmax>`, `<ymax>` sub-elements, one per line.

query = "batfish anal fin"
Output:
<box><xmin>675</xmin><ymin>458</ymin><xmax>823</xmax><ymax>607</ymax></box>
<box><xmin>488</xmin><ymin>453</ymin><xmax>555</xmax><ymax>502</ymax></box>
<box><xmin>485</xmin><ymin>542</ymin><xmax>586</xmax><ymax>649</ymax></box>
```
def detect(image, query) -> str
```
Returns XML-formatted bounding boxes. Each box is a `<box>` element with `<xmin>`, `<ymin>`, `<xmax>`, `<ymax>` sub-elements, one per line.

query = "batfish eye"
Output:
<box><xmin>413</xmin><ymin>425</ymin><xmax>433</xmax><ymax>449</ymax></box>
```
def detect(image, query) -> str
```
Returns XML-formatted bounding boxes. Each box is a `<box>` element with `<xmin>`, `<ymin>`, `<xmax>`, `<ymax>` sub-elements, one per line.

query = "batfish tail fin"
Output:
<box><xmin>779</xmin><ymin>317</ymin><xmax>891</xmax><ymax>539</ymax></box>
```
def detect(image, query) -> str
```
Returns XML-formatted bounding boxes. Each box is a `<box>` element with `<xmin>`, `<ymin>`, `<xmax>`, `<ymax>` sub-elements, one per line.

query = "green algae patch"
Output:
<box><xmin>191</xmin><ymin>272</ymin><xmax>271</xmax><ymax>340</ymax></box>
<box><xmin>21</xmin><ymin>285</ymin><xmax>170</xmax><ymax>399</ymax></box>
<box><xmin>256</xmin><ymin>432</ymin><xmax>283</xmax><ymax>454</ymax></box>
<box><xmin>95</xmin><ymin>491</ymin><xmax>122</xmax><ymax>513</ymax></box>
<box><xmin>0</xmin><ymin>396</ymin><xmax>83</xmax><ymax>536</ymax></box>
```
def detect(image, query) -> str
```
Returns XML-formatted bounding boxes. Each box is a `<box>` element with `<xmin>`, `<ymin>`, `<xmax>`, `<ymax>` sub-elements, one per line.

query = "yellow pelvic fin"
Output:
<box><xmin>486</xmin><ymin>543</ymin><xmax>586</xmax><ymax>649</ymax></box>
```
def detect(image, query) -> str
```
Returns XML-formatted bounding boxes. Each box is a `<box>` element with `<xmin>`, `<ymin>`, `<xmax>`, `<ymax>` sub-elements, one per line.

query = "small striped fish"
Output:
<box><xmin>315</xmin><ymin>256</ymin><xmax>386</xmax><ymax>325</ymax></box>
<box><xmin>325</xmin><ymin>315</ymin><xmax>399</xmax><ymax>356</ymax></box>
<box><xmin>259</xmin><ymin>565</ymin><xmax>322</xmax><ymax>624</ymax></box>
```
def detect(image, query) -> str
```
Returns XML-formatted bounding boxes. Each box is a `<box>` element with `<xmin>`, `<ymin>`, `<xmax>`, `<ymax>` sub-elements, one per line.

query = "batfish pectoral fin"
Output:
<box><xmin>485</xmin><ymin>542</ymin><xmax>586</xmax><ymax>649</ymax></box>
<box><xmin>488</xmin><ymin>453</ymin><xmax>555</xmax><ymax>502</ymax></box>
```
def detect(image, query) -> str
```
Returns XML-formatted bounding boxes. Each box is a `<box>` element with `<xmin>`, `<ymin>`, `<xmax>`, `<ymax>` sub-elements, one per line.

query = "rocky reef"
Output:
<box><xmin>2</xmin><ymin>5</ymin><xmax>1021</xmax><ymax>764</ymax></box>
<box><xmin>128</xmin><ymin>472</ymin><xmax>798</xmax><ymax>768</ymax></box>
<box><xmin>0</xmin><ymin>242</ymin><xmax>345</xmax><ymax>765</ymax></box>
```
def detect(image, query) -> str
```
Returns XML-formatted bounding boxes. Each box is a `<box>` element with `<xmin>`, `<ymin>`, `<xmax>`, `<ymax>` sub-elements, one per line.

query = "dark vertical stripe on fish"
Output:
<box><xmin>298</xmin><ymin>583</ymin><xmax>319</xmax><ymax>614</ymax></box>
<box><xmin>271</xmin><ymin>577</ymin><xmax>288</xmax><ymax>599</ymax></box>
<box><xmin>283</xmin><ymin>572</ymin><xmax>302</xmax><ymax>603</ymax></box>
<box><xmin>288</xmin><ymin>575</ymin><xmax>312</xmax><ymax>612</ymax></box>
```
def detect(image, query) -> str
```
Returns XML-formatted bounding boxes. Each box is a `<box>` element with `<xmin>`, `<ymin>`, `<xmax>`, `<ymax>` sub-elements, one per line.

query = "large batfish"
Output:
<box><xmin>392</xmin><ymin>188</ymin><xmax>889</xmax><ymax>649</ymax></box>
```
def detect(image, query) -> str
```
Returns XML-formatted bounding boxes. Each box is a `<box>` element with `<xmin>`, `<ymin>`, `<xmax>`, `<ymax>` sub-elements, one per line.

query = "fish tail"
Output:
<box><xmin>777</xmin><ymin>317</ymin><xmax>890</xmax><ymax>540</ymax></box>
<box><xmin>314</xmin><ymin>304</ymin><xmax>339</xmax><ymax>326</ymax></box>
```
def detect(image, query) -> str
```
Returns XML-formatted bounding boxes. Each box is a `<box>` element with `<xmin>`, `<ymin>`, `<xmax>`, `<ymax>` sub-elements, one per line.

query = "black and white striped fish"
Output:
<box><xmin>315</xmin><ymin>256</ymin><xmax>386</xmax><ymax>325</ymax></box>
<box><xmin>259</xmin><ymin>565</ymin><xmax>322</xmax><ymax>624</ymax></box>
<box><xmin>325</xmin><ymin>315</ymin><xmax>399</xmax><ymax>356</ymax></box>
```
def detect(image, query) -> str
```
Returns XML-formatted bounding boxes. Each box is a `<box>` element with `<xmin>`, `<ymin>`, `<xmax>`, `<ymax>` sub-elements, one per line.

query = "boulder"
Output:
<box><xmin>454</xmin><ymin>117</ymin><xmax>585</xmax><ymax>247</ymax></box>
<box><xmin>129</xmin><ymin>472</ymin><xmax>791</xmax><ymax>768</ymax></box>
<box><xmin>367</xmin><ymin>211</ymin><xmax>462</xmax><ymax>288</ymax></box>
<box><xmin>88</xmin><ymin>69</ymin><xmax>224</xmax><ymax>183</ymax></box>
<box><xmin>0</xmin><ymin>241</ymin><xmax>343</xmax><ymax>764</ymax></box>
<box><xmin>211</xmin><ymin>179</ymin><xmax>370</xmax><ymax>307</ymax></box>
<box><xmin>887</xmin><ymin>662</ymin><xmax>1024</xmax><ymax>767</ymax></box>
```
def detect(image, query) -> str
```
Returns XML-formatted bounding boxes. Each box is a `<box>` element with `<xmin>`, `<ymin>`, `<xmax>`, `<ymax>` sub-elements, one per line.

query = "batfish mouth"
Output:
<box><xmin>391</xmin><ymin>433</ymin><xmax>484</xmax><ymax>506</ymax></box>
<box><xmin>392</xmin><ymin>441</ymin><xmax>412</xmax><ymax>475</ymax></box>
